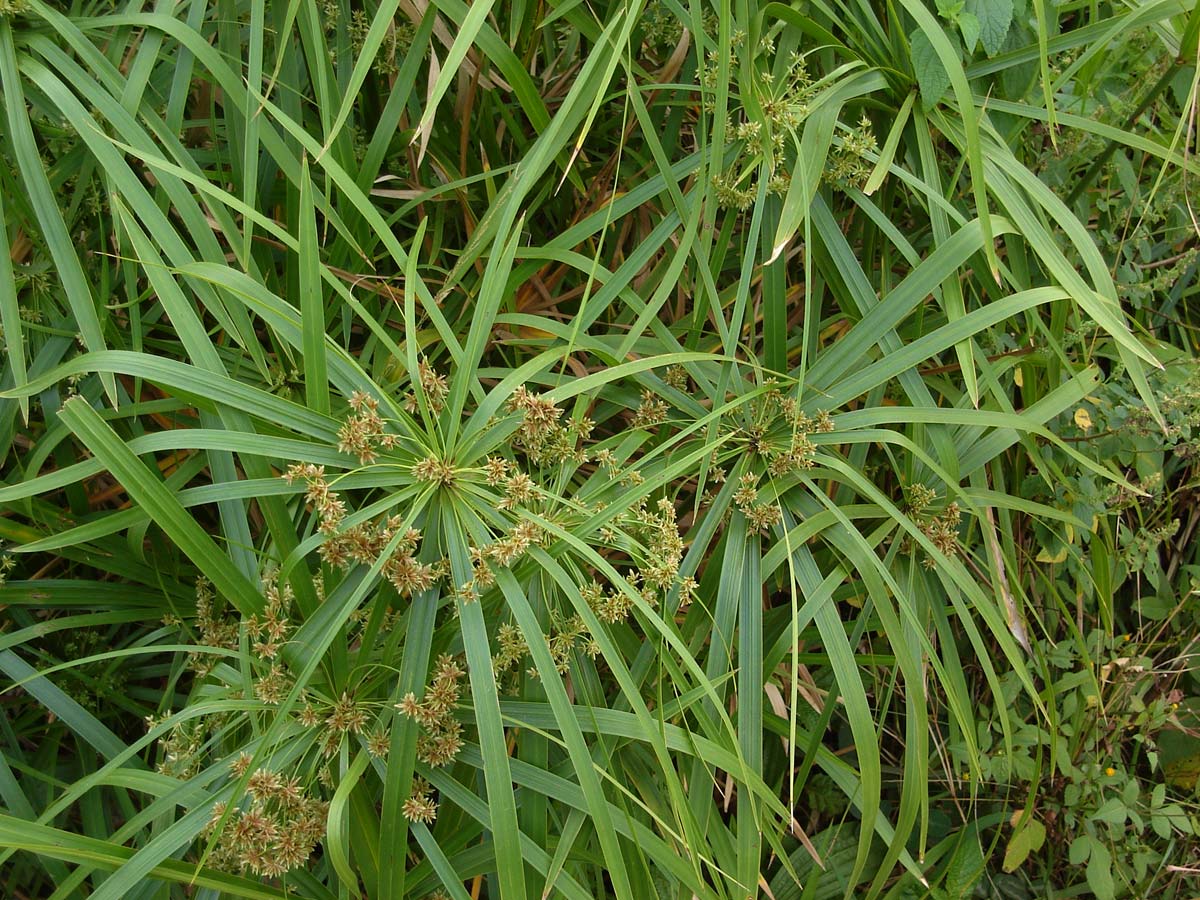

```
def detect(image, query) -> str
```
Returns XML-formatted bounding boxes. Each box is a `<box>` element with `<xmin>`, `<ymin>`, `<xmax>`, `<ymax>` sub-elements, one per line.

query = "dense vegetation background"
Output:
<box><xmin>1</xmin><ymin>0</ymin><xmax>1199</xmax><ymax>897</ymax></box>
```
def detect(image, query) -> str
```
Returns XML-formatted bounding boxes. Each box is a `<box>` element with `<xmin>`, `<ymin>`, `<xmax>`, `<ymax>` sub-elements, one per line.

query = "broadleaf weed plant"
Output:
<box><xmin>1</xmin><ymin>1</ymin><xmax>1199</xmax><ymax>898</ymax></box>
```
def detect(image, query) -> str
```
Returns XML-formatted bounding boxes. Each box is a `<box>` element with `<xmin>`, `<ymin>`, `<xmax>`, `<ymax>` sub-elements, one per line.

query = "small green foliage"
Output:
<box><xmin>910</xmin><ymin>28</ymin><xmax>952</xmax><ymax>108</ymax></box>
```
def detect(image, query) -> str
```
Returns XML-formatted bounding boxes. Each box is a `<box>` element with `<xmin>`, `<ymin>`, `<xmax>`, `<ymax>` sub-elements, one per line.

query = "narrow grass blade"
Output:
<box><xmin>299</xmin><ymin>155</ymin><xmax>331</xmax><ymax>416</ymax></box>
<box><xmin>56</xmin><ymin>397</ymin><xmax>263</xmax><ymax>616</ymax></box>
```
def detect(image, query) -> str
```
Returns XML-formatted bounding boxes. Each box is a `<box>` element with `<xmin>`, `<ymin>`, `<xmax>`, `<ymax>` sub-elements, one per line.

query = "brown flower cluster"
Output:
<box><xmin>382</xmin><ymin>530</ymin><xmax>441</xmax><ymax>598</ymax></box>
<box><xmin>544</xmin><ymin>609</ymin><xmax>597</xmax><ymax>676</ymax></box>
<box><xmin>499</xmin><ymin>470</ymin><xmax>537</xmax><ymax>510</ymax></box>
<box><xmin>492</xmin><ymin>622</ymin><xmax>529</xmax><ymax>677</ymax></box>
<box><xmin>396</xmin><ymin>654</ymin><xmax>465</xmax><ymax>769</ymax></box>
<box><xmin>285</xmin><ymin>462</ymin><xmax>443</xmax><ymax>597</ymax></box>
<box><xmin>253</xmin><ymin>663</ymin><xmax>292</xmax><ymax>705</ymax></box>
<box><xmin>402</xmin><ymin>778</ymin><xmax>438</xmax><ymax>824</ymax></box>
<box><xmin>292</xmin><ymin>687</ymin><xmax>375</xmax><ymax>757</ymax></box>
<box><xmin>367</xmin><ymin>728</ymin><xmax>391</xmax><ymax>758</ymax></box>
<box><xmin>904</xmin><ymin>483</ymin><xmax>938</xmax><ymax>515</ymax></box>
<box><xmin>206</xmin><ymin>763</ymin><xmax>327</xmax><ymax>878</ymax></box>
<box><xmin>499</xmin><ymin>609</ymin><xmax>597</xmax><ymax>681</ymax></box>
<box><xmin>903</xmin><ymin>483</ymin><xmax>963</xmax><ymax>565</ymax></box>
<box><xmin>582</xmin><ymin>579</ymin><xmax>632</xmax><ymax>625</ymax></box>
<box><xmin>826</xmin><ymin>115</ymin><xmax>879</xmax><ymax>190</ymax></box>
<box><xmin>627</xmin><ymin>496</ymin><xmax>684</xmax><ymax>590</ymax></box>
<box><xmin>191</xmin><ymin>576</ymin><xmax>237</xmax><ymax>677</ymax></box>
<box><xmin>413</xmin><ymin>454</ymin><xmax>456</xmax><ymax>486</ymax></box>
<box><xmin>734</xmin><ymin>472</ymin><xmax>782</xmax><ymax>534</ymax></box>
<box><xmin>486</xmin><ymin>490</ymin><xmax>692</xmax><ymax>681</ymax></box>
<box><xmin>403</xmin><ymin>357</ymin><xmax>449</xmax><ymax>414</ymax></box>
<box><xmin>337</xmin><ymin>391</ymin><xmax>398</xmax><ymax>465</ymax></box>
<box><xmin>664</xmin><ymin>365</ymin><xmax>689</xmax><ymax>390</ymax></box>
<box><xmin>245</xmin><ymin>570</ymin><xmax>292</xmax><ymax>660</ymax></box>
<box><xmin>505</xmin><ymin>386</ymin><xmax>590</xmax><ymax>466</ymax></box>
<box><xmin>482</xmin><ymin>455</ymin><xmax>509</xmax><ymax>485</ymax></box>
<box><xmin>631</xmin><ymin>388</ymin><xmax>669</xmax><ymax>429</ymax></box>
<box><xmin>318</xmin><ymin>691</ymin><xmax>370</xmax><ymax>756</ymax></box>
<box><xmin>769</xmin><ymin>401</ymin><xmax>833</xmax><ymax>475</ymax></box>
<box><xmin>457</xmin><ymin>521</ymin><xmax>546</xmax><ymax>602</ymax></box>
<box><xmin>767</xmin><ymin>429</ymin><xmax>817</xmax><ymax>477</ymax></box>
<box><xmin>146</xmin><ymin>715</ymin><xmax>219</xmax><ymax>780</ymax></box>
<box><xmin>283</xmin><ymin>463</ymin><xmax>346</xmax><ymax>535</ymax></box>
<box><xmin>919</xmin><ymin>502</ymin><xmax>962</xmax><ymax>566</ymax></box>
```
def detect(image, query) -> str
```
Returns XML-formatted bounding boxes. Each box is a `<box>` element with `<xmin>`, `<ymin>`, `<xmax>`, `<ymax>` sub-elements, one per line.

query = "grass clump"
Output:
<box><xmin>1</xmin><ymin>1</ymin><xmax>1199</xmax><ymax>898</ymax></box>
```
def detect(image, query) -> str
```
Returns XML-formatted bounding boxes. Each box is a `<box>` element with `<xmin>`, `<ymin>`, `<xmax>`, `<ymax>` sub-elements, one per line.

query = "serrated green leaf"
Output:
<box><xmin>958</xmin><ymin>12</ymin><xmax>980</xmax><ymax>54</ymax></box>
<box><xmin>965</xmin><ymin>0</ymin><xmax>1013</xmax><ymax>55</ymax></box>
<box><xmin>942</xmin><ymin>826</ymin><xmax>984</xmax><ymax>899</ymax></box>
<box><xmin>911</xmin><ymin>29</ymin><xmax>953</xmax><ymax>108</ymax></box>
